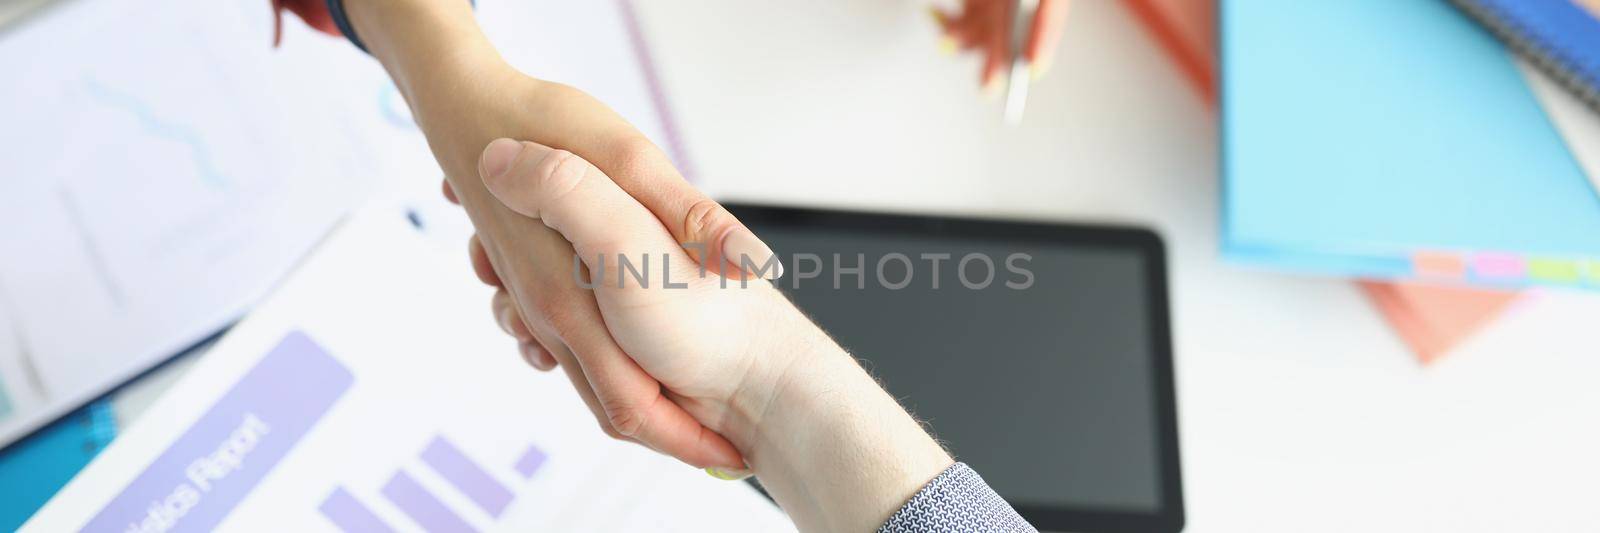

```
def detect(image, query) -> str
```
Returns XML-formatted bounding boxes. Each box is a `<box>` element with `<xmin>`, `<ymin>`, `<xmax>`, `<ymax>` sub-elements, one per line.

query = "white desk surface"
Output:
<box><xmin>634</xmin><ymin>1</ymin><xmax>1600</xmax><ymax>531</ymax></box>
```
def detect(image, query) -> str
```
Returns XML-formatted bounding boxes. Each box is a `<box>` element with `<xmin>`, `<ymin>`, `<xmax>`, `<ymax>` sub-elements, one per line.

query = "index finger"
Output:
<box><xmin>1024</xmin><ymin>0</ymin><xmax>1070</xmax><ymax>75</ymax></box>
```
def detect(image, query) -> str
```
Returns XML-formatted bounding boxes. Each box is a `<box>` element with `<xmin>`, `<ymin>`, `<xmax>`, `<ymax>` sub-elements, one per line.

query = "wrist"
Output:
<box><xmin>721</xmin><ymin>298</ymin><xmax>953</xmax><ymax>532</ymax></box>
<box><xmin>340</xmin><ymin>0</ymin><xmax>506</xmax><ymax>106</ymax></box>
<box><xmin>722</xmin><ymin>299</ymin><xmax>843</xmax><ymax>452</ymax></box>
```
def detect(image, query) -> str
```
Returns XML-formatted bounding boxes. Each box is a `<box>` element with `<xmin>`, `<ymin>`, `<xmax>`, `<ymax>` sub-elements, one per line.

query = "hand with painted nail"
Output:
<box><xmin>931</xmin><ymin>0</ymin><xmax>1071</xmax><ymax>92</ymax></box>
<box><xmin>419</xmin><ymin>75</ymin><xmax>778</xmax><ymax>478</ymax></box>
<box><xmin>417</xmin><ymin>80</ymin><xmax>774</xmax><ymax>479</ymax></box>
<box><xmin>475</xmin><ymin>138</ymin><xmax>967</xmax><ymax>532</ymax></box>
<box><xmin>442</xmin><ymin>176</ymin><xmax>777</xmax><ymax>378</ymax></box>
<box><xmin>474</xmin><ymin>138</ymin><xmax>801</xmax><ymax>471</ymax></box>
<box><xmin>281</xmin><ymin>2</ymin><xmax>1028</xmax><ymax>530</ymax></box>
<box><xmin>322</xmin><ymin>0</ymin><xmax>781</xmax><ymax>477</ymax></box>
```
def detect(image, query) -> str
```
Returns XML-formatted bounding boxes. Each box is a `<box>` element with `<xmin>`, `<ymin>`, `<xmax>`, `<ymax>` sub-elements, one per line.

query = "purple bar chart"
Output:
<box><xmin>420</xmin><ymin>437</ymin><xmax>514</xmax><ymax>517</ymax></box>
<box><xmin>382</xmin><ymin>471</ymin><xmax>476</xmax><ymax>533</ymax></box>
<box><xmin>513</xmin><ymin>445</ymin><xmax>546</xmax><ymax>480</ymax></box>
<box><xmin>319</xmin><ymin>436</ymin><xmax>547</xmax><ymax>533</ymax></box>
<box><xmin>319</xmin><ymin>488</ymin><xmax>395</xmax><ymax>533</ymax></box>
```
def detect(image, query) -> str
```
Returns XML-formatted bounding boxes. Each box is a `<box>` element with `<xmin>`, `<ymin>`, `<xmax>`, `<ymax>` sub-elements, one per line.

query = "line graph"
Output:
<box><xmin>79</xmin><ymin>79</ymin><xmax>230</xmax><ymax>189</ymax></box>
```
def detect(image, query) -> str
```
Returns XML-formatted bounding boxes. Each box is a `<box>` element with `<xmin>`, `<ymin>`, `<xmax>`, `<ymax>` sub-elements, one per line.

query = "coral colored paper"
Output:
<box><xmin>1360</xmin><ymin>281</ymin><xmax>1522</xmax><ymax>365</ymax></box>
<box><xmin>1125</xmin><ymin>0</ymin><xmax>1216</xmax><ymax>104</ymax></box>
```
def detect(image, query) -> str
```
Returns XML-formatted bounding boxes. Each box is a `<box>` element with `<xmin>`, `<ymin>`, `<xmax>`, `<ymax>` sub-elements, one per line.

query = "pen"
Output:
<box><xmin>1004</xmin><ymin>0</ymin><xmax>1038</xmax><ymax>125</ymax></box>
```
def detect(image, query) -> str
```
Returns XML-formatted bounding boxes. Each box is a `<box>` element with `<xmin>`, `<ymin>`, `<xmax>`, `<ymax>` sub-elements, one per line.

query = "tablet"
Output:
<box><xmin>728</xmin><ymin>204</ymin><xmax>1184</xmax><ymax>533</ymax></box>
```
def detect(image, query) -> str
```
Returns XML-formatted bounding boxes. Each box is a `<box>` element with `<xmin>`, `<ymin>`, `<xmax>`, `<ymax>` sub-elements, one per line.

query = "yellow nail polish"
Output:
<box><xmin>939</xmin><ymin>37</ymin><xmax>958</xmax><ymax>56</ymax></box>
<box><xmin>705</xmin><ymin>467</ymin><xmax>751</xmax><ymax>480</ymax></box>
<box><xmin>983</xmin><ymin>75</ymin><xmax>1003</xmax><ymax>100</ymax></box>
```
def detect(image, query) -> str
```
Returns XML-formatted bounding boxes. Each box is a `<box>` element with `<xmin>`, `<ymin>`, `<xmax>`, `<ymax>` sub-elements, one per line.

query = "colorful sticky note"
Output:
<box><xmin>1412</xmin><ymin>251</ymin><xmax>1466</xmax><ymax>279</ymax></box>
<box><xmin>1472</xmin><ymin>253</ymin><xmax>1527</xmax><ymax>279</ymax></box>
<box><xmin>1527</xmin><ymin>258</ymin><xmax>1581</xmax><ymax>283</ymax></box>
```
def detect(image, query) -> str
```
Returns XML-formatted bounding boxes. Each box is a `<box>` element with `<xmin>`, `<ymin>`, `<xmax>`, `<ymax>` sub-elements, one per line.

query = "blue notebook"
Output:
<box><xmin>0</xmin><ymin>401</ymin><xmax>116</xmax><ymax>531</ymax></box>
<box><xmin>1451</xmin><ymin>0</ymin><xmax>1600</xmax><ymax>113</ymax></box>
<box><xmin>1221</xmin><ymin>0</ymin><xmax>1600</xmax><ymax>288</ymax></box>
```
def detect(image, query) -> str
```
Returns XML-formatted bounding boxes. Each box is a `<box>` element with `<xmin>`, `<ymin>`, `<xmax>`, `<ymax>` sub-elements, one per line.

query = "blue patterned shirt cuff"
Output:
<box><xmin>879</xmin><ymin>462</ymin><xmax>1037</xmax><ymax>532</ymax></box>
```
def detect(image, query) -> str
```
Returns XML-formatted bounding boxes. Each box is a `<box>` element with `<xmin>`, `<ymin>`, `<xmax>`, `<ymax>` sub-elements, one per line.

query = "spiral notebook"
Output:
<box><xmin>1449</xmin><ymin>0</ymin><xmax>1600</xmax><ymax>112</ymax></box>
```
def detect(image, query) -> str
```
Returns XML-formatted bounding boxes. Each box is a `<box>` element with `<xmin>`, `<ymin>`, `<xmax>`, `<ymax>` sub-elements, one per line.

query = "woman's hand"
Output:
<box><xmin>932</xmin><ymin>0</ymin><xmax>1072</xmax><ymax>91</ymax></box>
<box><xmin>340</xmin><ymin>0</ymin><xmax>779</xmax><ymax>474</ymax></box>
<box><xmin>476</xmin><ymin>139</ymin><xmax>952</xmax><ymax>533</ymax></box>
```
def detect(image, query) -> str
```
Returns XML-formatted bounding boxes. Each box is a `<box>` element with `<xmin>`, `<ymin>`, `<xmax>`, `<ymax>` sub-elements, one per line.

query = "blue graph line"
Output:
<box><xmin>80</xmin><ymin>80</ymin><xmax>229</xmax><ymax>189</ymax></box>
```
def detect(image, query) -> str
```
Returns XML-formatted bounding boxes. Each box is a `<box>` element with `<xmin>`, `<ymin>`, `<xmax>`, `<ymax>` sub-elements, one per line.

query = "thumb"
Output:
<box><xmin>484</xmin><ymin>137</ymin><xmax>784</xmax><ymax>281</ymax></box>
<box><xmin>479</xmin><ymin>138</ymin><xmax>688</xmax><ymax>280</ymax></box>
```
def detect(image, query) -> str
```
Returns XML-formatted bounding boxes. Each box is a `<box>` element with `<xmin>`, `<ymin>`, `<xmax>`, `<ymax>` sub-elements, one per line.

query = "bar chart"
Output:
<box><xmin>25</xmin><ymin>216</ymin><xmax>797</xmax><ymax>532</ymax></box>
<box><xmin>320</xmin><ymin>436</ymin><xmax>546</xmax><ymax>533</ymax></box>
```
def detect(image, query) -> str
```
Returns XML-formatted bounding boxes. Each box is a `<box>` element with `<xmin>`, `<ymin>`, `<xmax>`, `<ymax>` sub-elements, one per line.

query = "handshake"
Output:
<box><xmin>455</xmin><ymin>132</ymin><xmax>811</xmax><ymax>479</ymax></box>
<box><xmin>425</xmin><ymin>70</ymin><xmax>954</xmax><ymax>533</ymax></box>
<box><xmin>312</xmin><ymin>0</ymin><xmax>1044</xmax><ymax>529</ymax></box>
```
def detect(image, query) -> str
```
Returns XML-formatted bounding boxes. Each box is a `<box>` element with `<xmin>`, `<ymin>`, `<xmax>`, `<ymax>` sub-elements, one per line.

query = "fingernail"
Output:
<box><xmin>983</xmin><ymin>74</ymin><xmax>1003</xmax><ymax>99</ymax></box>
<box><xmin>927</xmin><ymin>6</ymin><xmax>946</xmax><ymax>27</ymax></box>
<box><xmin>722</xmin><ymin>229</ymin><xmax>783</xmax><ymax>280</ymax></box>
<box><xmin>705</xmin><ymin>467</ymin><xmax>752</xmax><ymax>481</ymax></box>
<box><xmin>519</xmin><ymin>342</ymin><xmax>547</xmax><ymax>369</ymax></box>
<box><xmin>1030</xmin><ymin>58</ymin><xmax>1051</xmax><ymax>81</ymax></box>
<box><xmin>481</xmin><ymin>138</ymin><xmax>524</xmax><ymax>179</ymax></box>
<box><xmin>495</xmin><ymin>304</ymin><xmax>517</xmax><ymax>337</ymax></box>
<box><xmin>939</xmin><ymin>37</ymin><xmax>958</xmax><ymax>56</ymax></box>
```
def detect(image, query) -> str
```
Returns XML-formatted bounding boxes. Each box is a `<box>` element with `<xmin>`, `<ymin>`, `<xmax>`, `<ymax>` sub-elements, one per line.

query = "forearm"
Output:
<box><xmin>337</xmin><ymin>0</ymin><xmax>532</xmax><ymax>245</ymax></box>
<box><xmin>342</xmin><ymin>0</ymin><xmax>499</xmax><ymax>109</ymax></box>
<box><xmin>728</xmin><ymin>313</ymin><xmax>954</xmax><ymax>533</ymax></box>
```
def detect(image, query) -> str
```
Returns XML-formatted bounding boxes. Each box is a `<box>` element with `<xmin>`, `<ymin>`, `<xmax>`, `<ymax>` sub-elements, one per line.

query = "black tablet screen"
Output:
<box><xmin>742</xmin><ymin>212</ymin><xmax>1168</xmax><ymax>515</ymax></box>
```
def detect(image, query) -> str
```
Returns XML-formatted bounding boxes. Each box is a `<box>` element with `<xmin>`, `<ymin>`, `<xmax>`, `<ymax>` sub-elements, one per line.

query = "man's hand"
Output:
<box><xmin>437</xmin><ymin>76</ymin><xmax>780</xmax><ymax>474</ymax></box>
<box><xmin>474</xmin><ymin>138</ymin><xmax>954</xmax><ymax>532</ymax></box>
